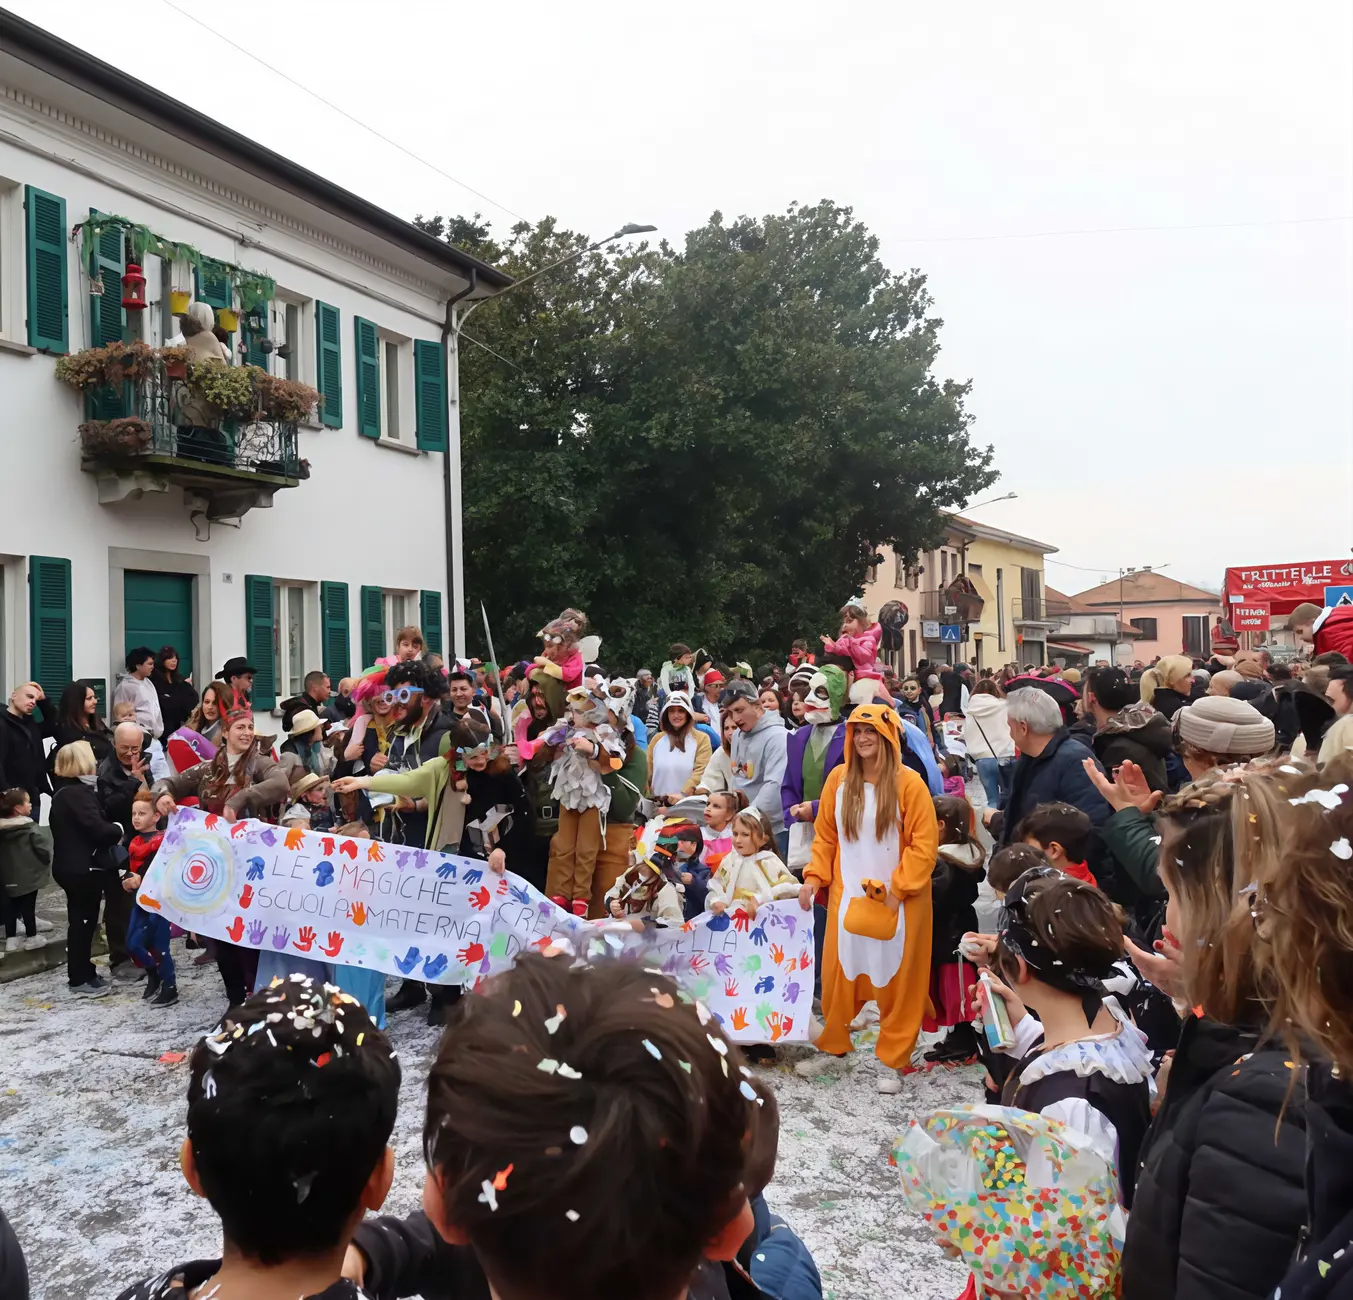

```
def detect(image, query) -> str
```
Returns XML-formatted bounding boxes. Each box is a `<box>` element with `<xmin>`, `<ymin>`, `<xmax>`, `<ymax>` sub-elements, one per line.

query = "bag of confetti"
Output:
<box><xmin>892</xmin><ymin>1105</ymin><xmax>1125</xmax><ymax>1299</ymax></box>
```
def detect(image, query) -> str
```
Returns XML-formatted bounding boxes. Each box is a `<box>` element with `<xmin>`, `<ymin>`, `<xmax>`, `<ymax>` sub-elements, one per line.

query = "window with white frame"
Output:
<box><xmin>0</xmin><ymin>178</ymin><xmax>19</xmax><ymax>343</ymax></box>
<box><xmin>379</xmin><ymin>331</ymin><xmax>413</xmax><ymax>442</ymax></box>
<box><xmin>384</xmin><ymin>590</ymin><xmax>413</xmax><ymax>653</ymax></box>
<box><xmin>273</xmin><ymin>582</ymin><xmax>312</xmax><ymax>700</ymax></box>
<box><xmin>270</xmin><ymin>294</ymin><xmax>309</xmax><ymax>386</ymax></box>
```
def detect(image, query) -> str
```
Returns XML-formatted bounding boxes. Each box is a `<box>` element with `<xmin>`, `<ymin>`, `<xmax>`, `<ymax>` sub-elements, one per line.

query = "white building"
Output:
<box><xmin>0</xmin><ymin>12</ymin><xmax>508</xmax><ymax>720</ymax></box>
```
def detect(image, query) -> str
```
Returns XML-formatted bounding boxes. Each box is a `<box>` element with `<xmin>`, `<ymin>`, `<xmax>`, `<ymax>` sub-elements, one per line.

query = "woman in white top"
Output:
<box><xmin>963</xmin><ymin>679</ymin><xmax>1016</xmax><ymax>810</ymax></box>
<box><xmin>646</xmin><ymin>692</ymin><xmax>711</xmax><ymax>803</ymax></box>
<box><xmin>696</xmin><ymin>711</ymin><xmax>737</xmax><ymax>794</ymax></box>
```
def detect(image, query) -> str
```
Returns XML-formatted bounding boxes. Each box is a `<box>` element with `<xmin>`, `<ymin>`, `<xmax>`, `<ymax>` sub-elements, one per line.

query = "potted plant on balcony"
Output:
<box><xmin>159</xmin><ymin>345</ymin><xmax>189</xmax><ymax>380</ymax></box>
<box><xmin>55</xmin><ymin>340</ymin><xmax>157</xmax><ymax>391</ymax></box>
<box><xmin>78</xmin><ymin>416</ymin><xmax>153</xmax><ymax>459</ymax></box>
<box><xmin>185</xmin><ymin>359</ymin><xmax>253</xmax><ymax>418</ymax></box>
<box><xmin>251</xmin><ymin>371</ymin><xmax>320</xmax><ymax>424</ymax></box>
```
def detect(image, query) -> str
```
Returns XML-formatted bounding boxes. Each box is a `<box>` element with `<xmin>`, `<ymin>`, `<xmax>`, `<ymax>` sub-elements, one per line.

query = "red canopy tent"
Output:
<box><xmin>1222</xmin><ymin>559</ymin><xmax>1353</xmax><ymax>616</ymax></box>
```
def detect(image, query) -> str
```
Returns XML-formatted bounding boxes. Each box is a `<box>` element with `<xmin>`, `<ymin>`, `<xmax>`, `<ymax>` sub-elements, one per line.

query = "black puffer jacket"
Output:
<box><xmin>1122</xmin><ymin>1016</ymin><xmax>1308</xmax><ymax>1300</ymax></box>
<box><xmin>48</xmin><ymin>779</ymin><xmax>123</xmax><ymax>885</ymax></box>
<box><xmin>1092</xmin><ymin>703</ymin><xmax>1174</xmax><ymax>793</ymax></box>
<box><xmin>1148</xmin><ymin>686</ymin><xmax>1191</xmax><ymax>720</ymax></box>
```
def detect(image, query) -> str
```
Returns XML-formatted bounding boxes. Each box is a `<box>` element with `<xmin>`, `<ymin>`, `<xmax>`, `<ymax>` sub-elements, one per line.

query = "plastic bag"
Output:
<box><xmin>893</xmin><ymin>1105</ymin><xmax>1125</xmax><ymax>1298</ymax></box>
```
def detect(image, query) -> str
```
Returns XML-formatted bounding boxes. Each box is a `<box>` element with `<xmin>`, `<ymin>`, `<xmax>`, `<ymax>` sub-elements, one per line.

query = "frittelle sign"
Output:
<box><xmin>1223</xmin><ymin>560</ymin><xmax>1353</xmax><ymax>615</ymax></box>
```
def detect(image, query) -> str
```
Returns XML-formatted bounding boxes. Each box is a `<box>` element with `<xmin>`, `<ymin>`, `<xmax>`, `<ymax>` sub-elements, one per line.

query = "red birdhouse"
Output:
<box><xmin>121</xmin><ymin>263</ymin><xmax>148</xmax><ymax>311</ymax></box>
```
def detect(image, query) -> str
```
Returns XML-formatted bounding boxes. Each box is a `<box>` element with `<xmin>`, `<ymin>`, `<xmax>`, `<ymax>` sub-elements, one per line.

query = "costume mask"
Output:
<box><xmin>804</xmin><ymin>665</ymin><xmax>847</xmax><ymax>725</ymax></box>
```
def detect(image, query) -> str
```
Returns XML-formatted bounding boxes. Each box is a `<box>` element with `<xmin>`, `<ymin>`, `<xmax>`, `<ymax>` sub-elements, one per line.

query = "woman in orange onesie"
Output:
<box><xmin>794</xmin><ymin>703</ymin><xmax>939</xmax><ymax>1093</ymax></box>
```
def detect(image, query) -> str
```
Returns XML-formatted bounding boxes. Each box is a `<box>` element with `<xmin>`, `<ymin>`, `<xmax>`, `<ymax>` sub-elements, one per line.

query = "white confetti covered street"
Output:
<box><xmin>2</xmin><ymin>951</ymin><xmax>981</xmax><ymax>1300</ymax></box>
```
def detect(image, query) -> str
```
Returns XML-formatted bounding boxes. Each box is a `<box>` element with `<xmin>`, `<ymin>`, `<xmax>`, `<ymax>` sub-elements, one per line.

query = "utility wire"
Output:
<box><xmin>889</xmin><ymin>213</ymin><xmax>1352</xmax><ymax>245</ymax></box>
<box><xmin>156</xmin><ymin>0</ymin><xmax>529</xmax><ymax>225</ymax></box>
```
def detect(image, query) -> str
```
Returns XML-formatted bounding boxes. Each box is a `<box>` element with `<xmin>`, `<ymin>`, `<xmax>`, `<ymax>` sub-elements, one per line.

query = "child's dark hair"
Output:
<box><xmin>670</xmin><ymin>642</ymin><xmax>691</xmax><ymax>659</ymax></box>
<box><xmin>994</xmin><ymin>872</ymin><xmax>1124</xmax><ymax>990</ymax></box>
<box><xmin>1016</xmin><ymin>801</ymin><xmax>1093</xmax><ymax>865</ymax></box>
<box><xmin>932</xmin><ymin>795</ymin><xmax>984</xmax><ymax>864</ymax></box>
<box><xmin>0</xmin><ymin>788</ymin><xmax>29</xmax><ymax>816</ymax></box>
<box><xmin>987</xmin><ymin>842</ymin><xmax>1050</xmax><ymax>895</ymax></box>
<box><xmin>941</xmin><ymin>754</ymin><xmax>962</xmax><ymax>778</ymax></box>
<box><xmin>423</xmin><ymin>955</ymin><xmax>757</xmax><ymax>1300</ymax></box>
<box><xmin>1084</xmin><ymin>665</ymin><xmax>1137</xmax><ymax>712</ymax></box>
<box><xmin>186</xmin><ymin>978</ymin><xmax>399</xmax><ymax>1265</ymax></box>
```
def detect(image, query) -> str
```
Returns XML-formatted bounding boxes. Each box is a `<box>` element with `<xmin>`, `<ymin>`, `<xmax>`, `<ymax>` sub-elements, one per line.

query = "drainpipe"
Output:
<box><xmin>441</xmin><ymin>270</ymin><xmax>477</xmax><ymax>659</ymax></box>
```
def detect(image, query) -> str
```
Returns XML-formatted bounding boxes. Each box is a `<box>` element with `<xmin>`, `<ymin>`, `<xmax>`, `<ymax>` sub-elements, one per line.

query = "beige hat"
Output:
<box><xmin>289</xmin><ymin>772</ymin><xmax>328</xmax><ymax>798</ymax></box>
<box><xmin>287</xmin><ymin>709</ymin><xmax>323</xmax><ymax>737</ymax></box>
<box><xmin>1176</xmin><ymin>695</ymin><xmax>1275</xmax><ymax>757</ymax></box>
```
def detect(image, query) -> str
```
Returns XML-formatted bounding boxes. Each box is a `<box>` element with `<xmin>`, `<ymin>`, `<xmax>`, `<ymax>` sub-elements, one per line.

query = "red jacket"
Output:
<box><xmin>1315</xmin><ymin>605</ymin><xmax>1353</xmax><ymax>664</ymax></box>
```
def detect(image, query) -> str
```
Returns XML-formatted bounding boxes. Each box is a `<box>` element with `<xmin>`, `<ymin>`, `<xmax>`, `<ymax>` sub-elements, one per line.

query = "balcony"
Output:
<box><xmin>67</xmin><ymin>348</ymin><xmax>314</xmax><ymax>522</ymax></box>
<box><xmin>1011</xmin><ymin>596</ymin><xmax>1073</xmax><ymax>626</ymax></box>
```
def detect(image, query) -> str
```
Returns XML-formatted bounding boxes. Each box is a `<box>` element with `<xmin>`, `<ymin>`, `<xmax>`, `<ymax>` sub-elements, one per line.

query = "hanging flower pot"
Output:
<box><xmin>217</xmin><ymin>308</ymin><xmax>240</xmax><ymax>332</ymax></box>
<box><xmin>161</xmin><ymin>346</ymin><xmax>189</xmax><ymax>380</ymax></box>
<box><xmin>170</xmin><ymin>290</ymin><xmax>191</xmax><ymax>316</ymax></box>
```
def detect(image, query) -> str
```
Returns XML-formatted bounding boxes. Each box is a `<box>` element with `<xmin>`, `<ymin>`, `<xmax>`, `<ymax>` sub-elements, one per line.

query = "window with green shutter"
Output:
<box><xmin>243</xmin><ymin>575</ymin><xmax>277</xmax><ymax>708</ymax></box>
<box><xmin>196</xmin><ymin>260</ymin><xmax>233</xmax><ymax>311</ymax></box>
<box><xmin>414</xmin><ymin>339</ymin><xmax>447</xmax><ymax>452</ymax></box>
<box><xmin>420</xmin><ymin>591</ymin><xmax>443</xmax><ymax>655</ymax></box>
<box><xmin>354</xmin><ymin>317</ymin><xmax>381</xmax><ymax>439</ymax></box>
<box><xmin>242</xmin><ymin>309</ymin><xmax>269</xmax><ymax>370</ymax></box>
<box><xmin>87</xmin><ymin>211</ymin><xmax>127</xmax><ymax>419</ymax></box>
<box><xmin>320</xmin><ymin>581</ymin><xmax>350</xmax><ymax>685</ymax></box>
<box><xmin>89</xmin><ymin>677</ymin><xmax>108</xmax><ymax>722</ymax></box>
<box><xmin>28</xmin><ymin>556</ymin><xmax>72</xmax><ymax>700</ymax></box>
<box><xmin>316</xmin><ymin>301</ymin><xmax>342</xmax><ymax>428</ymax></box>
<box><xmin>360</xmin><ymin>586</ymin><xmax>384</xmax><ymax>668</ymax></box>
<box><xmin>24</xmin><ymin>187</ymin><xmax>68</xmax><ymax>354</ymax></box>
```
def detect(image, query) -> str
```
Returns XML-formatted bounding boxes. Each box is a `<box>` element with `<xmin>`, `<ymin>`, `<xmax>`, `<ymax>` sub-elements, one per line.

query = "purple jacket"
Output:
<box><xmin>781</xmin><ymin>723</ymin><xmax>846</xmax><ymax>827</ymax></box>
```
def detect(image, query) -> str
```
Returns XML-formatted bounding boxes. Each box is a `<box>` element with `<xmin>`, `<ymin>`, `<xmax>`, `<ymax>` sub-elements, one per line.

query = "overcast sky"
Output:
<box><xmin>15</xmin><ymin>0</ymin><xmax>1352</xmax><ymax>593</ymax></box>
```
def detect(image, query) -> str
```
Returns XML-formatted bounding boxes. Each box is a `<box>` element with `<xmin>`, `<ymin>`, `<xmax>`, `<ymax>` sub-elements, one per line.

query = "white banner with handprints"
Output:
<box><xmin>137</xmin><ymin>808</ymin><xmax>813</xmax><ymax>1044</ymax></box>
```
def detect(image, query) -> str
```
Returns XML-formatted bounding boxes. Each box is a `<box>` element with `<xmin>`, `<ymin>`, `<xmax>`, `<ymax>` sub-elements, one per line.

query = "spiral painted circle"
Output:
<box><xmin>164</xmin><ymin>829</ymin><xmax>234</xmax><ymax>916</ymax></box>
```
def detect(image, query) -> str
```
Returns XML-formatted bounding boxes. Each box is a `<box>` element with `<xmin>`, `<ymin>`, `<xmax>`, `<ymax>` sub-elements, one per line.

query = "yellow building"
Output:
<box><xmin>869</xmin><ymin>516</ymin><xmax>1059</xmax><ymax>673</ymax></box>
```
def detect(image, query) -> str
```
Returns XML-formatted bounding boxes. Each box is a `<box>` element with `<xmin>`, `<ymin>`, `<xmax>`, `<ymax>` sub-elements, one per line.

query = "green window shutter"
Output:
<box><xmin>87</xmin><ymin>211</ymin><xmax>127</xmax><ymax>419</ymax></box>
<box><xmin>320</xmin><ymin>581</ymin><xmax>351</xmax><ymax>684</ymax></box>
<box><xmin>24</xmin><ymin>187</ymin><xmax>68</xmax><ymax>354</ymax></box>
<box><xmin>196</xmin><ymin>260</ymin><xmax>233</xmax><ymax>311</ymax></box>
<box><xmin>316</xmin><ymin>301</ymin><xmax>342</xmax><ymax>428</ymax></box>
<box><xmin>28</xmin><ymin>556</ymin><xmax>72</xmax><ymax>701</ymax></box>
<box><xmin>242</xmin><ymin>309</ymin><xmax>269</xmax><ymax>370</ymax></box>
<box><xmin>419</xmin><ymin>591</ymin><xmax>443</xmax><ymax>654</ymax></box>
<box><xmin>413</xmin><ymin>339</ymin><xmax>447</xmax><ymax>452</ymax></box>
<box><xmin>359</xmin><ymin>586</ymin><xmax>384</xmax><ymax>667</ymax></box>
<box><xmin>243</xmin><ymin>575</ymin><xmax>276</xmax><ymax>709</ymax></box>
<box><xmin>89</xmin><ymin>677</ymin><xmax>108</xmax><ymax>722</ymax></box>
<box><xmin>354</xmin><ymin>316</ymin><xmax>381</xmax><ymax>439</ymax></box>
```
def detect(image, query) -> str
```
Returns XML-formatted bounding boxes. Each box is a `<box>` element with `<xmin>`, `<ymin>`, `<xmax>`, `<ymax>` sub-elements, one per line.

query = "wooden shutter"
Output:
<box><xmin>360</xmin><ymin>586</ymin><xmax>384</xmax><ymax>667</ymax></box>
<box><xmin>24</xmin><ymin>187</ymin><xmax>68</xmax><ymax>353</ymax></box>
<box><xmin>420</xmin><ymin>590</ymin><xmax>443</xmax><ymax>654</ymax></box>
<box><xmin>316</xmin><ymin>301</ymin><xmax>342</xmax><ymax>427</ymax></box>
<box><xmin>242</xmin><ymin>310</ymin><xmax>269</xmax><ymax>370</ymax></box>
<box><xmin>320</xmin><ymin>581</ymin><xmax>351</xmax><ymax>684</ymax></box>
<box><xmin>89</xmin><ymin>677</ymin><xmax>108</xmax><ymax>722</ymax></box>
<box><xmin>354</xmin><ymin>317</ymin><xmax>381</xmax><ymax>439</ymax></box>
<box><xmin>243</xmin><ymin>575</ymin><xmax>276</xmax><ymax>709</ymax></box>
<box><xmin>196</xmin><ymin>260</ymin><xmax>233</xmax><ymax>310</ymax></box>
<box><xmin>414</xmin><ymin>339</ymin><xmax>447</xmax><ymax>452</ymax></box>
<box><xmin>28</xmin><ymin>556</ymin><xmax>72</xmax><ymax>700</ymax></box>
<box><xmin>87</xmin><ymin>212</ymin><xmax>127</xmax><ymax>420</ymax></box>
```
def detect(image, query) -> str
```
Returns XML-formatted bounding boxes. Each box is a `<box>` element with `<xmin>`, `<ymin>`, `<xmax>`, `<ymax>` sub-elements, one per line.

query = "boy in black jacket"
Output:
<box><xmin>344</xmin><ymin>956</ymin><xmax>775</xmax><ymax>1300</ymax></box>
<box><xmin>114</xmin><ymin>977</ymin><xmax>400</xmax><ymax>1300</ymax></box>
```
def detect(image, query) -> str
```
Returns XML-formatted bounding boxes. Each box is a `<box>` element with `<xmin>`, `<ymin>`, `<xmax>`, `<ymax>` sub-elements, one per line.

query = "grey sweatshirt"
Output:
<box><xmin>730</xmin><ymin>710</ymin><xmax>789</xmax><ymax>835</ymax></box>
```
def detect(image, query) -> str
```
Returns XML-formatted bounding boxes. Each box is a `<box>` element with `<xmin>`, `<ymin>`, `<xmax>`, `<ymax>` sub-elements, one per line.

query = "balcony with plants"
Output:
<box><xmin>57</xmin><ymin>341</ymin><xmax>319</xmax><ymax>520</ymax></box>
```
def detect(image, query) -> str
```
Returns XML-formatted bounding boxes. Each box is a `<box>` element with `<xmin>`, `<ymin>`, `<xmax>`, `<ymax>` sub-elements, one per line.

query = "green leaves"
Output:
<box><xmin>419</xmin><ymin>201</ymin><xmax>994</xmax><ymax>668</ymax></box>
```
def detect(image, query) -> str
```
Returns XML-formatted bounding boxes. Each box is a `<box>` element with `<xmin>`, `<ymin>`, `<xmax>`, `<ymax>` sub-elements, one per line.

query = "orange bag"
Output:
<box><xmin>843</xmin><ymin>878</ymin><xmax>898</xmax><ymax>941</ymax></box>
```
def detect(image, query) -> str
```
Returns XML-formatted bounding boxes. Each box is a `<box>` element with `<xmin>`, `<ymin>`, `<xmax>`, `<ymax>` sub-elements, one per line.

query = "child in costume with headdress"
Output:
<box><xmin>605</xmin><ymin>833</ymin><xmax>685</xmax><ymax>929</ymax></box>
<box><xmin>532</xmin><ymin>608</ymin><xmax>588</xmax><ymax>692</ymax></box>
<box><xmin>543</xmin><ymin>684</ymin><xmax>627</xmax><ymax>916</ymax></box>
<box><xmin>706</xmin><ymin>807</ymin><xmax>801</xmax><ymax>919</ymax></box>
<box><xmin>820</xmin><ymin>600</ymin><xmax>884</xmax><ymax>681</ymax></box>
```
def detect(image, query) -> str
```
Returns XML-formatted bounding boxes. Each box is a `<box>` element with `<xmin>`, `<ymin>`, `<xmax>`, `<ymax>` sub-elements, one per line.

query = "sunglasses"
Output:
<box><xmin>381</xmin><ymin>685</ymin><xmax>424</xmax><ymax>706</ymax></box>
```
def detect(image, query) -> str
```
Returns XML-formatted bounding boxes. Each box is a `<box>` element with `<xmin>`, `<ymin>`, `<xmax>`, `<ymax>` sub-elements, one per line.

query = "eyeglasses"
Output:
<box><xmin>381</xmin><ymin>686</ymin><xmax>424</xmax><ymax>706</ymax></box>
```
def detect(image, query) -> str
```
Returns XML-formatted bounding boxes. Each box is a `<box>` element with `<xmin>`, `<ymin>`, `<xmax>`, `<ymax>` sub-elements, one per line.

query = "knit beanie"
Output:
<box><xmin>1175</xmin><ymin>695</ymin><xmax>1275</xmax><ymax>756</ymax></box>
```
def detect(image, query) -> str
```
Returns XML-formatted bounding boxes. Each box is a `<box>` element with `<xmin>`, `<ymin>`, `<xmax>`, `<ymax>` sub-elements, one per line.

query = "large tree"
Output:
<box><xmin>416</xmin><ymin>201</ymin><xmax>995</xmax><ymax>670</ymax></box>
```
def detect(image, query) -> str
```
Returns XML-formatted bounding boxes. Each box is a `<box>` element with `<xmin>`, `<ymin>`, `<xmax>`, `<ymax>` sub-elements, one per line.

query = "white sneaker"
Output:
<box><xmin>35</xmin><ymin>917</ymin><xmax>54</xmax><ymax>933</ymax></box>
<box><xmin>4</xmin><ymin>935</ymin><xmax>21</xmax><ymax>952</ymax></box>
<box><xmin>70</xmin><ymin>980</ymin><xmax>111</xmax><ymax>998</ymax></box>
<box><xmin>794</xmin><ymin>1052</ymin><xmax>849</xmax><ymax>1079</ymax></box>
<box><xmin>849</xmin><ymin>1002</ymin><xmax>880</xmax><ymax>1032</ymax></box>
<box><xmin>22</xmin><ymin>935</ymin><xmax>46</xmax><ymax>951</ymax></box>
<box><xmin>876</xmin><ymin>1070</ymin><xmax>904</xmax><ymax>1095</ymax></box>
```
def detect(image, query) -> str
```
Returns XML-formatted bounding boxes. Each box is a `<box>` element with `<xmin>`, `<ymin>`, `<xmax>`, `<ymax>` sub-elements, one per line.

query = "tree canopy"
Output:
<box><xmin>415</xmin><ymin>201</ymin><xmax>996</xmax><ymax>670</ymax></box>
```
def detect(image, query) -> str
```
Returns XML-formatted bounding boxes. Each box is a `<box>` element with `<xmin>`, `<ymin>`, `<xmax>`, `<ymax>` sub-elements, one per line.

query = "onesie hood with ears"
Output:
<box><xmin>843</xmin><ymin>703</ymin><xmax>904</xmax><ymax>765</ymax></box>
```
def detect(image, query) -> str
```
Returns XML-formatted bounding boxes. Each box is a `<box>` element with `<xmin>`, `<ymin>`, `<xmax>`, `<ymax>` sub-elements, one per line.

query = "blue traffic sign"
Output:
<box><xmin>1325</xmin><ymin>585</ymin><xmax>1353</xmax><ymax>607</ymax></box>
<box><xmin>939</xmin><ymin>624</ymin><xmax>961</xmax><ymax>643</ymax></box>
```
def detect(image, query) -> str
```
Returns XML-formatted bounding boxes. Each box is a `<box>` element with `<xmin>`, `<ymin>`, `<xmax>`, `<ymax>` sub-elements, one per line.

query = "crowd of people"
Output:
<box><xmin>3</xmin><ymin>594</ymin><xmax>1353</xmax><ymax>1300</ymax></box>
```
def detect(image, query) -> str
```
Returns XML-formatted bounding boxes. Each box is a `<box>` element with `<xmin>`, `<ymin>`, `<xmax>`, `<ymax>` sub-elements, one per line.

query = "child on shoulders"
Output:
<box><xmin>820</xmin><ymin>600</ymin><xmax>884</xmax><ymax>681</ymax></box>
<box><xmin>114</xmin><ymin>977</ymin><xmax>399</xmax><ymax>1300</ymax></box>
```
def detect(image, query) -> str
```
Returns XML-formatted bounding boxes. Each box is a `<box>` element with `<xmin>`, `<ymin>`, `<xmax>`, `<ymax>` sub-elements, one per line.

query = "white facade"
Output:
<box><xmin>0</xmin><ymin>18</ymin><xmax>504</xmax><ymax>718</ymax></box>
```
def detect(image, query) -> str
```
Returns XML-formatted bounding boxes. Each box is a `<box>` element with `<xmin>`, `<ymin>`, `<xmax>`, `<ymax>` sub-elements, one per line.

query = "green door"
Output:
<box><xmin>124</xmin><ymin>571</ymin><xmax>194</xmax><ymax>676</ymax></box>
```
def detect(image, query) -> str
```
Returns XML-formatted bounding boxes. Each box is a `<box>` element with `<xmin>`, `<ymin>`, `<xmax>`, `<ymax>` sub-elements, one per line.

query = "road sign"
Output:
<box><xmin>1325</xmin><ymin>585</ymin><xmax>1353</xmax><ymax>607</ymax></box>
<box><xmin>1233</xmin><ymin>602</ymin><xmax>1270</xmax><ymax>631</ymax></box>
<box><xmin>922</xmin><ymin>620</ymin><xmax>941</xmax><ymax>639</ymax></box>
<box><xmin>940</xmin><ymin>624</ymin><xmax>961</xmax><ymax>643</ymax></box>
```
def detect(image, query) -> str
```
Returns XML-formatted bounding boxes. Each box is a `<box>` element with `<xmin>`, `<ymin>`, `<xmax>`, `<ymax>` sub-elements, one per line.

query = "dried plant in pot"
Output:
<box><xmin>159</xmin><ymin>345</ymin><xmax>190</xmax><ymax>380</ymax></box>
<box><xmin>56</xmin><ymin>340</ymin><xmax>157</xmax><ymax>391</ymax></box>
<box><xmin>78</xmin><ymin>417</ymin><xmax>153</xmax><ymax>458</ymax></box>
<box><xmin>252</xmin><ymin>370</ymin><xmax>320</xmax><ymax>423</ymax></box>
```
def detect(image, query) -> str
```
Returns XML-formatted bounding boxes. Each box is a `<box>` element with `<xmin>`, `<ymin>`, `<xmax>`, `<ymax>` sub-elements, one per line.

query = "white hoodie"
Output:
<box><xmin>963</xmin><ymin>693</ymin><xmax>1015</xmax><ymax>760</ymax></box>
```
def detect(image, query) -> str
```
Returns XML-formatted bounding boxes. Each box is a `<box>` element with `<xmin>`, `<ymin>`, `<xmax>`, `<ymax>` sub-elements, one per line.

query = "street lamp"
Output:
<box><xmin>958</xmin><ymin>491</ymin><xmax>1018</xmax><ymax>513</ymax></box>
<box><xmin>441</xmin><ymin>222</ymin><xmax>657</xmax><ymax>655</ymax></box>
